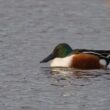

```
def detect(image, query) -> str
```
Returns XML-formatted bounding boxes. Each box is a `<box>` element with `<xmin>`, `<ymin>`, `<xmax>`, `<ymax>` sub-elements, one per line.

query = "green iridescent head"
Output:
<box><xmin>40</xmin><ymin>43</ymin><xmax>73</xmax><ymax>63</ymax></box>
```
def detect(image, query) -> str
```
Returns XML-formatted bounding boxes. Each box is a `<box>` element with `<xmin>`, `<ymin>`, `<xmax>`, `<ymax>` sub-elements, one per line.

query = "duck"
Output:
<box><xmin>40</xmin><ymin>43</ymin><xmax>110</xmax><ymax>69</ymax></box>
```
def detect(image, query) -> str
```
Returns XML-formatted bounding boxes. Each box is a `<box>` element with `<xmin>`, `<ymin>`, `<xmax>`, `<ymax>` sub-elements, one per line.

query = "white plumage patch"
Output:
<box><xmin>107</xmin><ymin>55</ymin><xmax>110</xmax><ymax>69</ymax></box>
<box><xmin>50</xmin><ymin>55</ymin><xmax>74</xmax><ymax>67</ymax></box>
<box><xmin>107</xmin><ymin>64</ymin><xmax>110</xmax><ymax>69</ymax></box>
<box><xmin>107</xmin><ymin>54</ymin><xmax>110</xmax><ymax>58</ymax></box>
<box><xmin>99</xmin><ymin>59</ymin><xmax>107</xmax><ymax>66</ymax></box>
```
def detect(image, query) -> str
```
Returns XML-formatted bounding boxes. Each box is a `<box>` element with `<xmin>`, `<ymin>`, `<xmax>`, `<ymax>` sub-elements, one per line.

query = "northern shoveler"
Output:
<box><xmin>40</xmin><ymin>43</ymin><xmax>110</xmax><ymax>69</ymax></box>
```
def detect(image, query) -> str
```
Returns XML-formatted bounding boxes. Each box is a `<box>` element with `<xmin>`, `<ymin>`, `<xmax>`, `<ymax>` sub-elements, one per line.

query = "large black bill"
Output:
<box><xmin>40</xmin><ymin>53</ymin><xmax>55</xmax><ymax>63</ymax></box>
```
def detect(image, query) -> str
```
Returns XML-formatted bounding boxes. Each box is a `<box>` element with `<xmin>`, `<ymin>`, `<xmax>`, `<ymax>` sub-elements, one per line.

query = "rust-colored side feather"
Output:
<box><xmin>71</xmin><ymin>53</ymin><xmax>102</xmax><ymax>69</ymax></box>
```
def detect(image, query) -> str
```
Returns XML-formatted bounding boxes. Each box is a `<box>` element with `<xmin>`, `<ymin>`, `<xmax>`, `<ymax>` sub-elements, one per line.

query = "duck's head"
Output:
<box><xmin>40</xmin><ymin>43</ymin><xmax>73</xmax><ymax>63</ymax></box>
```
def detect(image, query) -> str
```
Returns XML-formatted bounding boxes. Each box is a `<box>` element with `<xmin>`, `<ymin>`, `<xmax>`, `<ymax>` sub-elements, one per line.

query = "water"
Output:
<box><xmin>0</xmin><ymin>0</ymin><xmax>110</xmax><ymax>110</ymax></box>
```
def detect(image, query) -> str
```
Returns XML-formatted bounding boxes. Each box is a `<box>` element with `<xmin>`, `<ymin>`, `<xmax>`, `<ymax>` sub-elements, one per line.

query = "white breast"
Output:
<box><xmin>50</xmin><ymin>55</ymin><xmax>74</xmax><ymax>67</ymax></box>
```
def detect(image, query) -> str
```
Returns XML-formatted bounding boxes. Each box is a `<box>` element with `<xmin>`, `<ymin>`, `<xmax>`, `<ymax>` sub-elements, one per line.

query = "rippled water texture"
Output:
<box><xmin>0</xmin><ymin>0</ymin><xmax>110</xmax><ymax>110</ymax></box>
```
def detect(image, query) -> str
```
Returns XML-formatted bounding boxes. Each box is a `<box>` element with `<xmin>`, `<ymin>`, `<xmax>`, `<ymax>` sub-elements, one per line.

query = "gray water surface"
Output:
<box><xmin>0</xmin><ymin>0</ymin><xmax>110</xmax><ymax>110</ymax></box>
